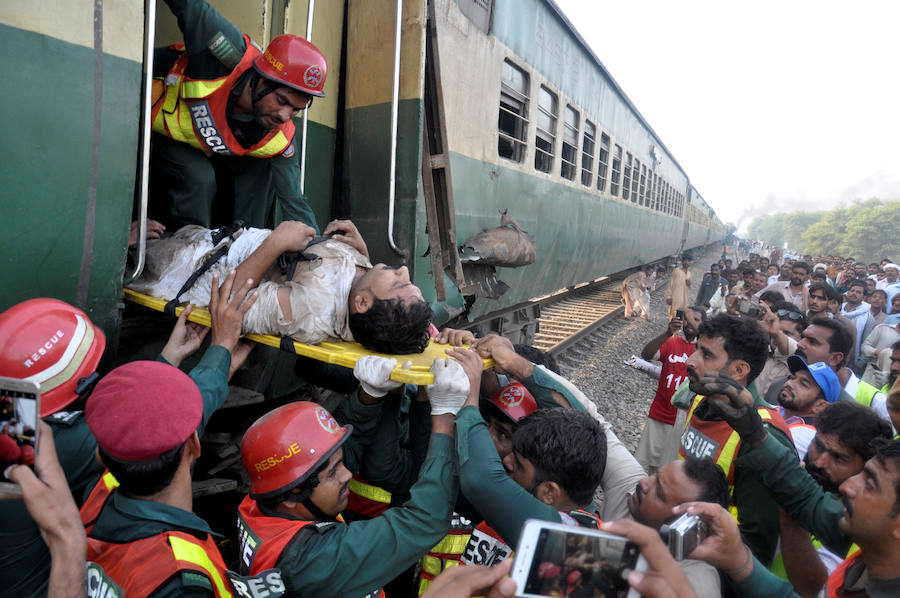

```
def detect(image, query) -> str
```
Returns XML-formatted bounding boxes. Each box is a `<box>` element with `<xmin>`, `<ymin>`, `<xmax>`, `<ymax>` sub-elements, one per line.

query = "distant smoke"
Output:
<box><xmin>736</xmin><ymin>170</ymin><xmax>900</xmax><ymax>233</ymax></box>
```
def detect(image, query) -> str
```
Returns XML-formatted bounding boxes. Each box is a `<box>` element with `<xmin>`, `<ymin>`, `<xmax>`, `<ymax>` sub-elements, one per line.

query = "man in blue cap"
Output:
<box><xmin>776</xmin><ymin>355</ymin><xmax>841</xmax><ymax>459</ymax></box>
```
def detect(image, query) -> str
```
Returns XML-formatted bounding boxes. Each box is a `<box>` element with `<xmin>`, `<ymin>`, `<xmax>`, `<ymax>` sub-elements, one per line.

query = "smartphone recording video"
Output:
<box><xmin>512</xmin><ymin>520</ymin><xmax>645</xmax><ymax>598</ymax></box>
<box><xmin>0</xmin><ymin>378</ymin><xmax>41</xmax><ymax>495</ymax></box>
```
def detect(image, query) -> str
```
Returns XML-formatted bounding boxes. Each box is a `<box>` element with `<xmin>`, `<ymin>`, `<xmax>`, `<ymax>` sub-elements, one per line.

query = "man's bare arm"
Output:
<box><xmin>231</xmin><ymin>221</ymin><xmax>316</xmax><ymax>293</ymax></box>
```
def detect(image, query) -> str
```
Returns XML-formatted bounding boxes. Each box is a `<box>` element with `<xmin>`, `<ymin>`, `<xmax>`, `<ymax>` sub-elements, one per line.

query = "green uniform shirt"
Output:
<box><xmin>270</xmin><ymin>433</ymin><xmax>457</xmax><ymax>597</ymax></box>
<box><xmin>521</xmin><ymin>365</ymin><xmax>589</xmax><ymax>412</ymax></box>
<box><xmin>456</xmin><ymin>405</ymin><xmax>563</xmax><ymax>546</ymax></box>
<box><xmin>90</xmin><ymin>492</ymin><xmax>223</xmax><ymax>597</ymax></box>
<box><xmin>159</xmin><ymin>0</ymin><xmax>318</xmax><ymax>230</ymax></box>
<box><xmin>687</xmin><ymin>383</ymin><xmax>795</xmax><ymax>565</ymax></box>
<box><xmin>84</xmin><ymin>345</ymin><xmax>232</xmax><ymax>596</ymax></box>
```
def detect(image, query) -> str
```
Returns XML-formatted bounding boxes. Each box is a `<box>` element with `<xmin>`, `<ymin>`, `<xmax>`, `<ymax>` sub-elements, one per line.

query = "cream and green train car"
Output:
<box><xmin>1</xmin><ymin>0</ymin><xmax>725</xmax><ymax>355</ymax></box>
<box><xmin>360</xmin><ymin>0</ymin><xmax>726</xmax><ymax>334</ymax></box>
<box><xmin>0</xmin><ymin>0</ymin><xmax>346</xmax><ymax>346</ymax></box>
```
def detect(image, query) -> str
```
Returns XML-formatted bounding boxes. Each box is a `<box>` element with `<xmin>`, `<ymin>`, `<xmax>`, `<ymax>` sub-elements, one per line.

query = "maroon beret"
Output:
<box><xmin>86</xmin><ymin>361</ymin><xmax>202</xmax><ymax>462</ymax></box>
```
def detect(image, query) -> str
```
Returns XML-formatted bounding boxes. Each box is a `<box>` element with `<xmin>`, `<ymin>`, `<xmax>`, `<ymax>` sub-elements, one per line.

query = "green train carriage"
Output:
<box><xmin>0</xmin><ymin>0</ymin><xmax>725</xmax><ymax>361</ymax></box>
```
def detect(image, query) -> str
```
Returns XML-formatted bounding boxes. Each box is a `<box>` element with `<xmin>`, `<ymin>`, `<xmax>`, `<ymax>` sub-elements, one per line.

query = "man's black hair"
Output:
<box><xmin>871</xmin><ymin>439</ymin><xmax>900</xmax><ymax>516</ymax></box>
<box><xmin>759</xmin><ymin>290</ymin><xmax>786</xmax><ymax>305</ymax></box>
<box><xmin>847</xmin><ymin>280</ymin><xmax>866</xmax><ymax>293</ymax></box>
<box><xmin>514</xmin><ymin>344</ymin><xmax>561</xmax><ymax>375</ymax></box>
<box><xmin>512</xmin><ymin>409</ymin><xmax>606</xmax><ymax>506</ymax></box>
<box><xmin>892</xmin><ymin>339</ymin><xmax>900</xmax><ymax>352</ymax></box>
<box><xmin>817</xmin><ymin>401</ymin><xmax>893</xmax><ymax>464</ymax></box>
<box><xmin>349</xmin><ymin>298</ymin><xmax>433</xmax><ymax>354</ymax></box>
<box><xmin>872</xmin><ymin>289</ymin><xmax>888</xmax><ymax>299</ymax></box>
<box><xmin>772</xmin><ymin>300</ymin><xmax>807</xmax><ymax>332</ymax></box>
<box><xmin>808</xmin><ymin>282</ymin><xmax>830</xmax><ymax>298</ymax></box>
<box><xmin>682</xmin><ymin>458</ymin><xmax>730</xmax><ymax>509</ymax></box>
<box><xmin>811</xmin><ymin>271</ymin><xmax>827</xmax><ymax>281</ymax></box>
<box><xmin>686</xmin><ymin>305</ymin><xmax>708</xmax><ymax>321</ymax></box>
<box><xmin>809</xmin><ymin>317</ymin><xmax>853</xmax><ymax>363</ymax></box>
<box><xmin>792</xmin><ymin>261</ymin><xmax>811</xmax><ymax>274</ymax></box>
<box><xmin>697</xmin><ymin>314</ymin><xmax>768</xmax><ymax>383</ymax></box>
<box><xmin>99</xmin><ymin>443</ymin><xmax>186</xmax><ymax>497</ymax></box>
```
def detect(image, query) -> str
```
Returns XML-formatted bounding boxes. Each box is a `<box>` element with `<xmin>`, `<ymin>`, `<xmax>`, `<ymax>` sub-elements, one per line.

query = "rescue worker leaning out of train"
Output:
<box><xmin>151</xmin><ymin>0</ymin><xmax>323</xmax><ymax>231</ymax></box>
<box><xmin>233</xmin><ymin>350</ymin><xmax>483</xmax><ymax>597</ymax></box>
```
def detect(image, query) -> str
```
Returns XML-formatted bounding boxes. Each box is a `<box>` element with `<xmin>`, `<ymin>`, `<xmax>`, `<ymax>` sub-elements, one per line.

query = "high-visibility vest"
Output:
<box><xmin>87</xmin><ymin>530</ymin><xmax>234</xmax><ymax>597</ymax></box>
<box><xmin>679</xmin><ymin>394</ymin><xmax>793</xmax><ymax>486</ymax></box>
<box><xmin>80</xmin><ymin>470</ymin><xmax>119</xmax><ymax>534</ymax></box>
<box><xmin>237</xmin><ymin>495</ymin><xmax>384</xmax><ymax>598</ymax></box>
<box><xmin>346</xmin><ymin>474</ymin><xmax>393</xmax><ymax>519</ymax></box>
<box><xmin>416</xmin><ymin>512</ymin><xmax>475</xmax><ymax>595</ymax></box>
<box><xmin>853</xmin><ymin>380</ymin><xmax>881</xmax><ymax>408</ymax></box>
<box><xmin>151</xmin><ymin>36</ymin><xmax>295</xmax><ymax>159</ymax></box>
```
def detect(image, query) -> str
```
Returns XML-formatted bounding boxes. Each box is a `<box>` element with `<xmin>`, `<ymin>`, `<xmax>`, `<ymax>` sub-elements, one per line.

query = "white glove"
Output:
<box><xmin>427</xmin><ymin>358</ymin><xmax>470</xmax><ymax>415</ymax></box>
<box><xmin>354</xmin><ymin>356</ymin><xmax>403</xmax><ymax>398</ymax></box>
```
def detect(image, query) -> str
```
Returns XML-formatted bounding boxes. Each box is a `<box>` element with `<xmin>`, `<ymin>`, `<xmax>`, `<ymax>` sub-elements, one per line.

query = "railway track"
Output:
<box><xmin>532</xmin><ymin>276</ymin><xmax>628</xmax><ymax>357</ymax></box>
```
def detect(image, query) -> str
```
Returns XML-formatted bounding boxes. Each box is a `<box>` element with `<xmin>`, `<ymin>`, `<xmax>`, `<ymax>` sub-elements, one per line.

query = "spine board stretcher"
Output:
<box><xmin>123</xmin><ymin>288</ymin><xmax>492</xmax><ymax>385</ymax></box>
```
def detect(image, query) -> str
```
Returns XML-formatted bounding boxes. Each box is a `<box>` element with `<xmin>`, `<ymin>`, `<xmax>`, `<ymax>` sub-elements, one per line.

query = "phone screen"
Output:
<box><xmin>523</xmin><ymin>528</ymin><xmax>637</xmax><ymax>598</ymax></box>
<box><xmin>0</xmin><ymin>382</ymin><xmax>40</xmax><ymax>478</ymax></box>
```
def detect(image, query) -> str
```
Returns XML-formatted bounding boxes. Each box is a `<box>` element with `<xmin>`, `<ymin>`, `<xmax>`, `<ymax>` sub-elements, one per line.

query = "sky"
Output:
<box><xmin>552</xmin><ymin>0</ymin><xmax>900</xmax><ymax>233</ymax></box>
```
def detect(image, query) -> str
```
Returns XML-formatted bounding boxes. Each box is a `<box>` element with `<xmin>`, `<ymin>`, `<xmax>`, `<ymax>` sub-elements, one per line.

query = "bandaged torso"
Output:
<box><xmin>129</xmin><ymin>225</ymin><xmax>372</xmax><ymax>344</ymax></box>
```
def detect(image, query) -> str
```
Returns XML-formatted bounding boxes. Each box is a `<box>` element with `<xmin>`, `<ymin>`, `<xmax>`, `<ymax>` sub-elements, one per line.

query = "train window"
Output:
<box><xmin>560</xmin><ymin>105</ymin><xmax>579</xmax><ymax>181</ymax></box>
<box><xmin>623</xmin><ymin>153</ymin><xmax>633</xmax><ymax>202</ymax></box>
<box><xmin>640</xmin><ymin>164</ymin><xmax>647</xmax><ymax>207</ymax></box>
<box><xmin>632</xmin><ymin>159</ymin><xmax>641</xmax><ymax>204</ymax></box>
<box><xmin>581</xmin><ymin>120</ymin><xmax>596</xmax><ymax>187</ymax></box>
<box><xmin>498</xmin><ymin>60</ymin><xmax>529</xmax><ymax>162</ymax></box>
<box><xmin>535</xmin><ymin>86</ymin><xmax>558</xmax><ymax>173</ymax></box>
<box><xmin>597</xmin><ymin>133</ymin><xmax>610</xmax><ymax>193</ymax></box>
<box><xmin>610</xmin><ymin>144</ymin><xmax>622</xmax><ymax>196</ymax></box>
<box><xmin>653</xmin><ymin>174</ymin><xmax>661</xmax><ymax>211</ymax></box>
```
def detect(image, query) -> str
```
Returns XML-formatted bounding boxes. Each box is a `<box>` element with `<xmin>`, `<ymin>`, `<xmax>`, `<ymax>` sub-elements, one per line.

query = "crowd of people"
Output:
<box><xmin>2</xmin><ymin>0</ymin><xmax>900</xmax><ymax>596</ymax></box>
<box><xmin>5</xmin><ymin>230</ymin><xmax>900</xmax><ymax>598</ymax></box>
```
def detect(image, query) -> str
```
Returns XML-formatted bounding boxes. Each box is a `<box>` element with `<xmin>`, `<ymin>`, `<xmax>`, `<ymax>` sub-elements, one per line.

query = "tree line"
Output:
<box><xmin>743</xmin><ymin>198</ymin><xmax>900</xmax><ymax>262</ymax></box>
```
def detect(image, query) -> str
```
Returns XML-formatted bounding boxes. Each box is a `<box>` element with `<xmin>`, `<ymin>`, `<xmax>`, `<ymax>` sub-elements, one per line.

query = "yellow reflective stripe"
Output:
<box><xmin>102</xmin><ymin>471</ymin><xmax>119</xmax><ymax>492</ymax></box>
<box><xmin>348</xmin><ymin>478</ymin><xmax>392</xmax><ymax>503</ymax></box>
<box><xmin>716</xmin><ymin>431</ymin><xmax>741</xmax><ymax>475</ymax></box>
<box><xmin>181</xmin><ymin>78</ymin><xmax>227</xmax><ymax>99</ymax></box>
<box><xmin>168</xmin><ymin>536</ymin><xmax>232</xmax><ymax>598</ymax></box>
<box><xmin>421</xmin><ymin>555</ymin><xmax>442</xmax><ymax>576</ymax></box>
<box><xmin>247</xmin><ymin>131</ymin><xmax>290</xmax><ymax>157</ymax></box>
<box><xmin>429</xmin><ymin>533</ymin><xmax>471</xmax><ymax>556</ymax></box>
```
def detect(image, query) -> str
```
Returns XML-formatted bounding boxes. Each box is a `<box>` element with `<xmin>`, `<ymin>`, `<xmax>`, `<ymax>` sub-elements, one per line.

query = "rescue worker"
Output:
<box><xmin>680</xmin><ymin>314</ymin><xmax>794</xmax><ymax>565</ymax></box>
<box><xmin>686</xmin><ymin>374</ymin><xmax>900</xmax><ymax>597</ymax></box>
<box><xmin>449</xmin><ymin>345</ymin><xmax>608</xmax><ymax>562</ymax></box>
<box><xmin>151</xmin><ymin>0</ymin><xmax>323</xmax><ymax>230</ymax></box>
<box><xmin>234</xmin><ymin>353</ymin><xmax>476</xmax><ymax>597</ymax></box>
<box><xmin>82</xmin><ymin>361</ymin><xmax>233</xmax><ymax>596</ymax></box>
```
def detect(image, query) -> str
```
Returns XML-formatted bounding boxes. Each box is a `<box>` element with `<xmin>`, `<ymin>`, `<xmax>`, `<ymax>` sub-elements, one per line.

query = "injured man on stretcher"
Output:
<box><xmin>128</xmin><ymin>220</ymin><xmax>434</xmax><ymax>354</ymax></box>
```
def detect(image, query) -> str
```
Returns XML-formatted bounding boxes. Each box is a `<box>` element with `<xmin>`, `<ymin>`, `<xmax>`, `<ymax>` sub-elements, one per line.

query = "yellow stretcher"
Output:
<box><xmin>123</xmin><ymin>288</ymin><xmax>492</xmax><ymax>385</ymax></box>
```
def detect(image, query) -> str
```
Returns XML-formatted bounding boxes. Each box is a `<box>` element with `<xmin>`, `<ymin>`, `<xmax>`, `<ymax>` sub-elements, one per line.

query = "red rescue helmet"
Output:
<box><xmin>18</xmin><ymin>444</ymin><xmax>34</xmax><ymax>466</ymax></box>
<box><xmin>482</xmin><ymin>382</ymin><xmax>537</xmax><ymax>424</ymax></box>
<box><xmin>0</xmin><ymin>298</ymin><xmax>105</xmax><ymax>417</ymax></box>
<box><xmin>253</xmin><ymin>35</ymin><xmax>327</xmax><ymax>98</ymax></box>
<box><xmin>241</xmin><ymin>401</ymin><xmax>351</xmax><ymax>500</ymax></box>
<box><xmin>567</xmin><ymin>570</ymin><xmax>582</xmax><ymax>587</ymax></box>
<box><xmin>537</xmin><ymin>561</ymin><xmax>561</xmax><ymax>580</ymax></box>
